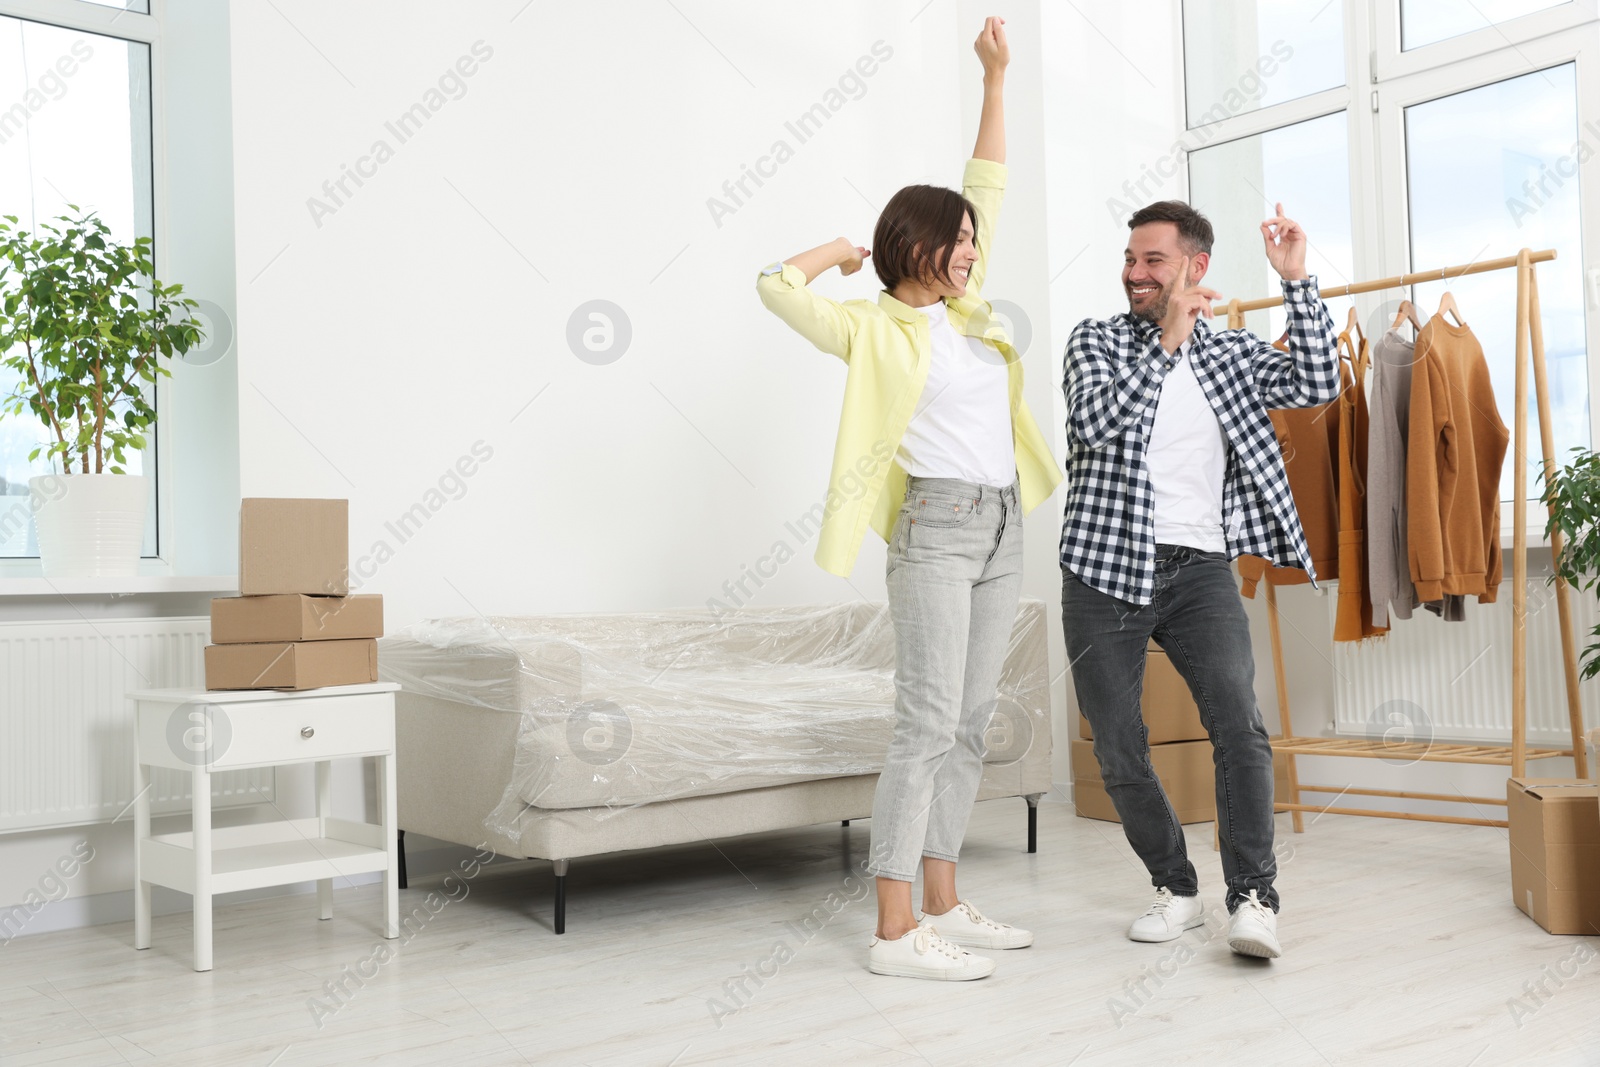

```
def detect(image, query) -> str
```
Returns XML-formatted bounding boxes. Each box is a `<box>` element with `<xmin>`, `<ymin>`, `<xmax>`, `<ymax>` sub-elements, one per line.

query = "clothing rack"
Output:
<box><xmin>1216</xmin><ymin>248</ymin><xmax>1588</xmax><ymax>831</ymax></box>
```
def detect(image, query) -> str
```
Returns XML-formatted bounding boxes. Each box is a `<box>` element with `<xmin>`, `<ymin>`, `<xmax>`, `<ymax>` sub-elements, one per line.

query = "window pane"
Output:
<box><xmin>1404</xmin><ymin>64</ymin><xmax>1588</xmax><ymax>504</ymax></box>
<box><xmin>1188</xmin><ymin>111</ymin><xmax>1356</xmax><ymax>341</ymax></box>
<box><xmin>1183</xmin><ymin>0</ymin><xmax>1346</xmax><ymax>127</ymax></box>
<box><xmin>1401</xmin><ymin>0</ymin><xmax>1569</xmax><ymax>50</ymax></box>
<box><xmin>0</xmin><ymin>15</ymin><xmax>156</xmax><ymax>556</ymax></box>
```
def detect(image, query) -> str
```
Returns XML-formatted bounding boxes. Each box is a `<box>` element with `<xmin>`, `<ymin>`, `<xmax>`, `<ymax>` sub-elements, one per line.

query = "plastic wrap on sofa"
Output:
<box><xmin>379</xmin><ymin>601</ymin><xmax>1049</xmax><ymax>833</ymax></box>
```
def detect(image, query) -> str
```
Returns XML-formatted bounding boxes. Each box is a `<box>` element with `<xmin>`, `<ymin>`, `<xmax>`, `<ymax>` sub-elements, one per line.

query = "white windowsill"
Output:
<box><xmin>0</xmin><ymin>575</ymin><xmax>237</xmax><ymax>598</ymax></box>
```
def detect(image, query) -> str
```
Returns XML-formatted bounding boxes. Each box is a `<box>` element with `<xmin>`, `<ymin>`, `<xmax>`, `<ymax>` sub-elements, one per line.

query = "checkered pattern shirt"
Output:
<box><xmin>1059</xmin><ymin>277</ymin><xmax>1339</xmax><ymax>605</ymax></box>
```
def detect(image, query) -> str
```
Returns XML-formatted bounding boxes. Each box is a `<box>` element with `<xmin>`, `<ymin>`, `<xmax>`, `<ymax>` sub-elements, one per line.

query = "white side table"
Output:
<box><xmin>129</xmin><ymin>682</ymin><xmax>400</xmax><ymax>971</ymax></box>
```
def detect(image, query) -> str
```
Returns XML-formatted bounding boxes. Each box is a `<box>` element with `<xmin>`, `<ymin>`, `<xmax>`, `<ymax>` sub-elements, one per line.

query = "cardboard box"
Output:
<box><xmin>1072</xmin><ymin>739</ymin><xmax>1294</xmax><ymax>826</ymax></box>
<box><xmin>240</xmin><ymin>498</ymin><xmax>349</xmax><ymax>596</ymax></box>
<box><xmin>1507</xmin><ymin>778</ymin><xmax>1600</xmax><ymax>935</ymax></box>
<box><xmin>211</xmin><ymin>594</ymin><xmax>383</xmax><ymax>644</ymax></box>
<box><xmin>205</xmin><ymin>639</ymin><xmax>378</xmax><ymax>691</ymax></box>
<box><xmin>1079</xmin><ymin>648</ymin><xmax>1208</xmax><ymax>745</ymax></box>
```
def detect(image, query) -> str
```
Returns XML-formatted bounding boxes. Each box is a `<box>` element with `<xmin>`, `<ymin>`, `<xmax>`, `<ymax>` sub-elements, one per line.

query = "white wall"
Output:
<box><xmin>228</xmin><ymin>1</ymin><xmax>960</xmax><ymax>622</ymax></box>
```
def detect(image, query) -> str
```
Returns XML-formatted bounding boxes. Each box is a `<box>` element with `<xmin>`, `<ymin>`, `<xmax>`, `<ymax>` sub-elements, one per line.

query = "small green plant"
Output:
<box><xmin>0</xmin><ymin>209</ymin><xmax>204</xmax><ymax>474</ymax></box>
<box><xmin>1542</xmin><ymin>446</ymin><xmax>1600</xmax><ymax>678</ymax></box>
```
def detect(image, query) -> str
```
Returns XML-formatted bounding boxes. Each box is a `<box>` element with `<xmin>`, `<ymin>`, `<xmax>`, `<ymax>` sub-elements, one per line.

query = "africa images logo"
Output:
<box><xmin>165</xmin><ymin>700</ymin><xmax>232</xmax><ymax>766</ymax></box>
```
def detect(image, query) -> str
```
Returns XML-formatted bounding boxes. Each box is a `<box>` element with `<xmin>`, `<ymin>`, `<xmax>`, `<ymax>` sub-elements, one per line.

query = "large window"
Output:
<box><xmin>1404</xmin><ymin>64</ymin><xmax>1588</xmax><ymax>502</ymax></box>
<box><xmin>0</xmin><ymin>4</ymin><xmax>157</xmax><ymax>557</ymax></box>
<box><xmin>1183</xmin><ymin>0</ymin><xmax>1600</xmax><ymax>519</ymax></box>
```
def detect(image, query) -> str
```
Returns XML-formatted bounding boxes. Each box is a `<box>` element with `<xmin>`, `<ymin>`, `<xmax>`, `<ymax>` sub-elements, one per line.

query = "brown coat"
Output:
<box><xmin>1333</xmin><ymin>331</ymin><xmax>1386</xmax><ymax>641</ymax></box>
<box><xmin>1239</xmin><ymin>358</ymin><xmax>1340</xmax><ymax>597</ymax></box>
<box><xmin>1406</xmin><ymin>318</ymin><xmax>1509</xmax><ymax>603</ymax></box>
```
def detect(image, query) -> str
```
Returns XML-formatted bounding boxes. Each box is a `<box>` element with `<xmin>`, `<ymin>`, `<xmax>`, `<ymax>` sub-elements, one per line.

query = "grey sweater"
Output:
<box><xmin>1367</xmin><ymin>328</ymin><xmax>1421</xmax><ymax>625</ymax></box>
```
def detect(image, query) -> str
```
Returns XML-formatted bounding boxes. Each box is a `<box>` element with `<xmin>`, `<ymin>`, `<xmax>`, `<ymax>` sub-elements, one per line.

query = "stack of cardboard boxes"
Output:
<box><xmin>205</xmin><ymin>498</ymin><xmax>384</xmax><ymax>691</ymax></box>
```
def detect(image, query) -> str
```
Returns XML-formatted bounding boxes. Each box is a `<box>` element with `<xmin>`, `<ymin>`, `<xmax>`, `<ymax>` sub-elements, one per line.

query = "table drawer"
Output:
<box><xmin>210</xmin><ymin>693</ymin><xmax>394</xmax><ymax>768</ymax></box>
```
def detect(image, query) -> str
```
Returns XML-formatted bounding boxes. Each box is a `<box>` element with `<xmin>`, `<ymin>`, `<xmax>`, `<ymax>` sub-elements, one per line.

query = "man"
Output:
<box><xmin>1059</xmin><ymin>200</ymin><xmax>1337</xmax><ymax>959</ymax></box>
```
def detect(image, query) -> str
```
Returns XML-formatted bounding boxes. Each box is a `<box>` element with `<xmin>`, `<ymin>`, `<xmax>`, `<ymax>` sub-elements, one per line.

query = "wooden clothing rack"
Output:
<box><xmin>1216</xmin><ymin>248</ymin><xmax>1589</xmax><ymax>831</ymax></box>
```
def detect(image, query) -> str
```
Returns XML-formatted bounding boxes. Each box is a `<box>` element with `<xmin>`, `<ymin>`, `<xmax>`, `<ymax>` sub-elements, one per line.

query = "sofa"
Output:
<box><xmin>380</xmin><ymin>599</ymin><xmax>1052</xmax><ymax>932</ymax></box>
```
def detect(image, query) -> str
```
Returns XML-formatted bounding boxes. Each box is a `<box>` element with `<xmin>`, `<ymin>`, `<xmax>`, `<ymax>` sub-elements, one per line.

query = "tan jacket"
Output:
<box><xmin>1406</xmin><ymin>318</ymin><xmax>1509</xmax><ymax>602</ymax></box>
<box><xmin>1238</xmin><ymin>340</ymin><xmax>1340</xmax><ymax>597</ymax></box>
<box><xmin>1332</xmin><ymin>331</ymin><xmax>1385</xmax><ymax>641</ymax></box>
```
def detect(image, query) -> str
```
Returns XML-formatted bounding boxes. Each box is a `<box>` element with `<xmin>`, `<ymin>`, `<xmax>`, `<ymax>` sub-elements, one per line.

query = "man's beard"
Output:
<box><xmin>1127</xmin><ymin>284</ymin><xmax>1170</xmax><ymax>324</ymax></box>
<box><xmin>1132</xmin><ymin>292</ymin><xmax>1171</xmax><ymax>321</ymax></box>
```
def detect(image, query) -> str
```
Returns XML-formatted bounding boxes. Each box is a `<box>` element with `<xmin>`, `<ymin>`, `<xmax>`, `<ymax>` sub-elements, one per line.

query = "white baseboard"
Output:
<box><xmin>1</xmin><ymin>875</ymin><xmax>383</xmax><ymax>946</ymax></box>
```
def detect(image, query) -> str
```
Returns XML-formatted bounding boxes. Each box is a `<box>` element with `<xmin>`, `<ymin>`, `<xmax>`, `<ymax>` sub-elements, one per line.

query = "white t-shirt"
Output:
<box><xmin>895</xmin><ymin>301</ymin><xmax>1016</xmax><ymax>487</ymax></box>
<box><xmin>1147</xmin><ymin>340</ymin><xmax>1227</xmax><ymax>552</ymax></box>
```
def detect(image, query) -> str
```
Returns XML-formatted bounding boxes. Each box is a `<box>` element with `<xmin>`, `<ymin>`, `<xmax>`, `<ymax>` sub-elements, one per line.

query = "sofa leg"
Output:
<box><xmin>553</xmin><ymin>859</ymin><xmax>569</xmax><ymax>935</ymax></box>
<box><xmin>397</xmin><ymin>829</ymin><xmax>408</xmax><ymax>890</ymax></box>
<box><xmin>1025</xmin><ymin>794</ymin><xmax>1041</xmax><ymax>854</ymax></box>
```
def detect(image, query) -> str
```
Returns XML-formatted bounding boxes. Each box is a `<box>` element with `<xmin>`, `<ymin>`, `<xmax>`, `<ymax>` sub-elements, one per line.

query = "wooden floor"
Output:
<box><xmin>3</xmin><ymin>796</ymin><xmax>1596</xmax><ymax>1066</ymax></box>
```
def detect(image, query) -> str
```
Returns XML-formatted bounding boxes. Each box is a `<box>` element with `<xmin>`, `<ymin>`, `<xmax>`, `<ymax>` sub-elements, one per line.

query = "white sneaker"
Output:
<box><xmin>868</xmin><ymin>924</ymin><xmax>997</xmax><ymax>981</ymax></box>
<box><xmin>920</xmin><ymin>900</ymin><xmax>1033</xmax><ymax>950</ymax></box>
<box><xmin>1227</xmin><ymin>890</ymin><xmax>1282</xmax><ymax>958</ymax></box>
<box><xmin>1127</xmin><ymin>887</ymin><xmax>1206</xmax><ymax>943</ymax></box>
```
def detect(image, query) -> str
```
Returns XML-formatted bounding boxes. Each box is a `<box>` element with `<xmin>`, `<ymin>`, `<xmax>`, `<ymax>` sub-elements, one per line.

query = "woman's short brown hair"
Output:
<box><xmin>872</xmin><ymin>184</ymin><xmax>979</xmax><ymax>293</ymax></box>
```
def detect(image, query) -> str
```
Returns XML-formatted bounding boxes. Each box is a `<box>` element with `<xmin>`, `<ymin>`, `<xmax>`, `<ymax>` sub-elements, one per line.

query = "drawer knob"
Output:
<box><xmin>300</xmin><ymin>727</ymin><xmax>315</xmax><ymax>739</ymax></box>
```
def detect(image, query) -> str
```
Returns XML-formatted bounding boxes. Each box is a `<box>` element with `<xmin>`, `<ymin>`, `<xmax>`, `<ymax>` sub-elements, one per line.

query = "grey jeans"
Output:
<box><xmin>868</xmin><ymin>476</ymin><xmax>1024</xmax><ymax>882</ymax></box>
<box><xmin>1062</xmin><ymin>545</ymin><xmax>1279</xmax><ymax>912</ymax></box>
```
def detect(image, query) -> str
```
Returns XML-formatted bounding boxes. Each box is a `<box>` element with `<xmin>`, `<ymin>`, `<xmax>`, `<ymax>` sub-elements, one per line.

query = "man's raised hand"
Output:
<box><xmin>1261</xmin><ymin>202</ymin><xmax>1308</xmax><ymax>281</ymax></box>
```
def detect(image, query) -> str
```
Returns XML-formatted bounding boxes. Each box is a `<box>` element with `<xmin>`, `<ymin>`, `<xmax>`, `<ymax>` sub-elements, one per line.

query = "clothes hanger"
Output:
<box><xmin>1338</xmin><ymin>306</ymin><xmax>1367</xmax><ymax>386</ymax></box>
<box><xmin>1391</xmin><ymin>299</ymin><xmax>1423</xmax><ymax>332</ymax></box>
<box><xmin>1344</xmin><ymin>306</ymin><xmax>1365</xmax><ymax>350</ymax></box>
<box><xmin>1435</xmin><ymin>291</ymin><xmax>1466</xmax><ymax>326</ymax></box>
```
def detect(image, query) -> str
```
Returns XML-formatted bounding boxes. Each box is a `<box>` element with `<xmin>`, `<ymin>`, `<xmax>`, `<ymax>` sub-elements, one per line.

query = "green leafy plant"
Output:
<box><xmin>0</xmin><ymin>209</ymin><xmax>203</xmax><ymax>475</ymax></box>
<box><xmin>1542</xmin><ymin>446</ymin><xmax>1600</xmax><ymax>678</ymax></box>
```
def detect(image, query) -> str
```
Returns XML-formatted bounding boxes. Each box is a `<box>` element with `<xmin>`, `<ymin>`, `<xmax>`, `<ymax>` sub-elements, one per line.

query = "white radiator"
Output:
<box><xmin>1332</xmin><ymin>580</ymin><xmax>1599</xmax><ymax>747</ymax></box>
<box><xmin>0</xmin><ymin>616</ymin><xmax>273</xmax><ymax>833</ymax></box>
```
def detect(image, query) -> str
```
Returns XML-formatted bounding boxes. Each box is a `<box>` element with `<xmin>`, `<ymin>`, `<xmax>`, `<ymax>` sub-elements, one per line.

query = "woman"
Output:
<box><xmin>756</xmin><ymin>17</ymin><xmax>1062</xmax><ymax>981</ymax></box>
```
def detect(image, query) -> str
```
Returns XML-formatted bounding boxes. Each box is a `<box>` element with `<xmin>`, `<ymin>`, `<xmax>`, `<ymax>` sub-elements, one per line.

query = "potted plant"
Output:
<box><xmin>0</xmin><ymin>210</ymin><xmax>204</xmax><ymax>576</ymax></box>
<box><xmin>1543</xmin><ymin>447</ymin><xmax>1600</xmax><ymax>678</ymax></box>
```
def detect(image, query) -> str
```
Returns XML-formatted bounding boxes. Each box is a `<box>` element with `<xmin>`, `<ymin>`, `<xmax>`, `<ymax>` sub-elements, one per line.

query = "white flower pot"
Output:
<box><xmin>30</xmin><ymin>473</ymin><xmax>147</xmax><ymax>577</ymax></box>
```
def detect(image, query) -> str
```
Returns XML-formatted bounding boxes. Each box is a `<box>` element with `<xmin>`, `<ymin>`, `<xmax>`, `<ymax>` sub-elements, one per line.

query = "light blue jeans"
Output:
<box><xmin>868</xmin><ymin>476</ymin><xmax>1024</xmax><ymax>882</ymax></box>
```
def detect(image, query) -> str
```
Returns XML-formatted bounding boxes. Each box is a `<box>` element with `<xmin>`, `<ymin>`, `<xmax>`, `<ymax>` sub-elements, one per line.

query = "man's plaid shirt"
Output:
<box><xmin>1059</xmin><ymin>277</ymin><xmax>1340</xmax><ymax>605</ymax></box>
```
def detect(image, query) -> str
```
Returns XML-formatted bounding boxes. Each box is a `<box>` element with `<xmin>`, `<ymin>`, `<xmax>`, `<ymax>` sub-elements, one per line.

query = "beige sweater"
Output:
<box><xmin>1366</xmin><ymin>329</ymin><xmax>1420</xmax><ymax>625</ymax></box>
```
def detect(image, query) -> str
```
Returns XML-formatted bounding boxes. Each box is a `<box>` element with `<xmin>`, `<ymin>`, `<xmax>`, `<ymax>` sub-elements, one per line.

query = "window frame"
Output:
<box><xmin>1376</xmin><ymin>0</ymin><xmax>1598</xmax><ymax>79</ymax></box>
<box><xmin>1178</xmin><ymin>0</ymin><xmax>1600</xmax><ymax>534</ymax></box>
<box><xmin>0</xmin><ymin>0</ymin><xmax>172</xmax><ymax>573</ymax></box>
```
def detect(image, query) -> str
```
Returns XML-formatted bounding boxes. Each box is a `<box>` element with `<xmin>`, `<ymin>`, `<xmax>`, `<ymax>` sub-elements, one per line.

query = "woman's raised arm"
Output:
<box><xmin>972</xmin><ymin>16</ymin><xmax>1007</xmax><ymax>164</ymax></box>
<box><xmin>783</xmin><ymin>237</ymin><xmax>870</xmax><ymax>284</ymax></box>
<box><xmin>755</xmin><ymin>238</ymin><xmax>871</xmax><ymax>362</ymax></box>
